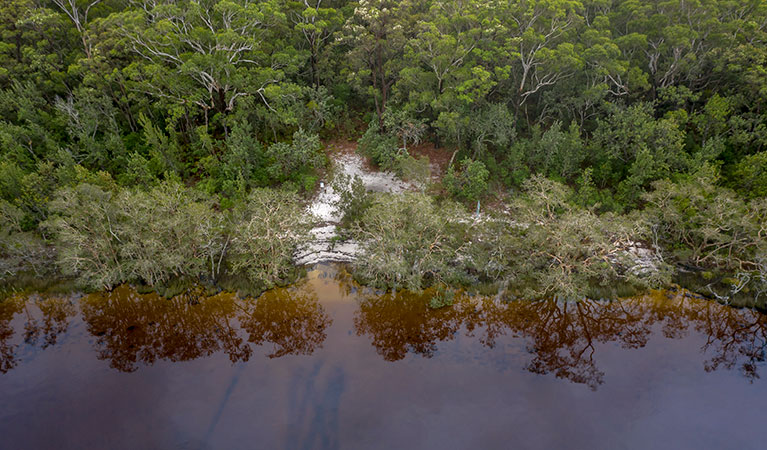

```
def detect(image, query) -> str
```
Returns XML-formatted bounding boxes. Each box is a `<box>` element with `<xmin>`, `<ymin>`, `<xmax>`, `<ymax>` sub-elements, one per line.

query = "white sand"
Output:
<box><xmin>295</xmin><ymin>152</ymin><xmax>412</xmax><ymax>266</ymax></box>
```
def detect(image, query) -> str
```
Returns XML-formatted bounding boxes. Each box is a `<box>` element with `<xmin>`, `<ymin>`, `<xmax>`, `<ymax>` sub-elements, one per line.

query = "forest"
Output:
<box><xmin>0</xmin><ymin>0</ymin><xmax>766</xmax><ymax>301</ymax></box>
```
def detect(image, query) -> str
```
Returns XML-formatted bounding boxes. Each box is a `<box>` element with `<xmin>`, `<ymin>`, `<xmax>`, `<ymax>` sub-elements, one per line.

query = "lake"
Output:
<box><xmin>1</xmin><ymin>264</ymin><xmax>765</xmax><ymax>450</ymax></box>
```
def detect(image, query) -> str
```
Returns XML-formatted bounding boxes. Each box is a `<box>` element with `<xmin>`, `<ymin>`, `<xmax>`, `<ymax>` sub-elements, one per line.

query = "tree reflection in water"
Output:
<box><xmin>353</xmin><ymin>288</ymin><xmax>463</xmax><ymax>361</ymax></box>
<box><xmin>353</xmin><ymin>287</ymin><xmax>767</xmax><ymax>389</ymax></box>
<box><xmin>460</xmin><ymin>296</ymin><xmax>660</xmax><ymax>389</ymax></box>
<box><xmin>240</xmin><ymin>281</ymin><xmax>331</xmax><ymax>359</ymax></box>
<box><xmin>691</xmin><ymin>299</ymin><xmax>767</xmax><ymax>380</ymax></box>
<box><xmin>0</xmin><ymin>294</ymin><xmax>77</xmax><ymax>373</ymax></box>
<box><xmin>79</xmin><ymin>282</ymin><xmax>330</xmax><ymax>371</ymax></box>
<box><xmin>81</xmin><ymin>286</ymin><xmax>252</xmax><ymax>372</ymax></box>
<box><xmin>1</xmin><ymin>280</ymin><xmax>765</xmax><ymax>386</ymax></box>
<box><xmin>0</xmin><ymin>297</ymin><xmax>22</xmax><ymax>373</ymax></box>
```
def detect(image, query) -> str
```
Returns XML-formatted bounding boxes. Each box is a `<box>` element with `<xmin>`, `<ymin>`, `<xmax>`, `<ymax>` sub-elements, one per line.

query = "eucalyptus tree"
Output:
<box><xmin>114</xmin><ymin>0</ymin><xmax>302</xmax><ymax>128</ymax></box>
<box><xmin>709</xmin><ymin>0</ymin><xmax>767</xmax><ymax>156</ymax></box>
<box><xmin>0</xmin><ymin>0</ymin><xmax>42</xmax><ymax>85</ymax></box>
<box><xmin>0</xmin><ymin>0</ymin><xmax>84</xmax><ymax>96</ymax></box>
<box><xmin>549</xmin><ymin>13</ymin><xmax>635</xmax><ymax>126</ymax></box>
<box><xmin>487</xmin><ymin>0</ymin><xmax>584</xmax><ymax>109</ymax></box>
<box><xmin>339</xmin><ymin>0</ymin><xmax>412</xmax><ymax>126</ymax></box>
<box><xmin>399</xmin><ymin>0</ymin><xmax>483</xmax><ymax>111</ymax></box>
<box><xmin>395</xmin><ymin>0</ymin><xmax>485</xmax><ymax>145</ymax></box>
<box><xmin>49</xmin><ymin>0</ymin><xmax>104</xmax><ymax>58</ymax></box>
<box><xmin>609</xmin><ymin>0</ymin><xmax>726</xmax><ymax>98</ymax></box>
<box><xmin>290</xmin><ymin>0</ymin><xmax>344</xmax><ymax>88</ymax></box>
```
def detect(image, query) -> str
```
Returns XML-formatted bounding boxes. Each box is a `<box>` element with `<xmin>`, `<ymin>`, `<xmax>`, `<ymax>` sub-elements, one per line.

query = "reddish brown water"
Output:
<box><xmin>1</xmin><ymin>264</ymin><xmax>766</xmax><ymax>450</ymax></box>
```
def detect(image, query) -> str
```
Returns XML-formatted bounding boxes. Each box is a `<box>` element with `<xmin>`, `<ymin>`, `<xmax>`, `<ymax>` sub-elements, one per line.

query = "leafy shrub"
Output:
<box><xmin>0</xmin><ymin>161</ymin><xmax>25</xmax><ymax>203</ymax></box>
<box><xmin>137</xmin><ymin>113</ymin><xmax>183</xmax><ymax>178</ymax></box>
<box><xmin>334</xmin><ymin>174</ymin><xmax>372</xmax><ymax>227</ymax></box>
<box><xmin>115</xmin><ymin>182</ymin><xmax>219</xmax><ymax>286</ymax></box>
<box><xmin>0</xmin><ymin>201</ymin><xmax>54</xmax><ymax>280</ymax></box>
<box><xmin>397</xmin><ymin>154</ymin><xmax>431</xmax><ymax>188</ymax></box>
<box><xmin>45</xmin><ymin>181</ymin><xmax>219</xmax><ymax>289</ymax></box>
<box><xmin>55</xmin><ymin>88</ymin><xmax>126</xmax><ymax>172</ymax></box>
<box><xmin>465</xmin><ymin>175</ymin><xmax>669</xmax><ymax>299</ymax></box>
<box><xmin>118</xmin><ymin>152</ymin><xmax>155</xmax><ymax>187</ymax></box>
<box><xmin>201</xmin><ymin>120</ymin><xmax>268</xmax><ymax>198</ymax></box>
<box><xmin>382</xmin><ymin>108</ymin><xmax>426</xmax><ymax>150</ymax></box>
<box><xmin>357</xmin><ymin>121</ymin><xmax>402</xmax><ymax>171</ymax></box>
<box><xmin>572</xmin><ymin>168</ymin><xmax>621</xmax><ymax>212</ymax></box>
<box><xmin>349</xmin><ymin>193</ymin><xmax>467</xmax><ymax>291</ymax></box>
<box><xmin>528</xmin><ymin>121</ymin><xmax>585</xmax><ymax>181</ymax></box>
<box><xmin>443</xmin><ymin>158</ymin><xmax>489</xmax><ymax>202</ymax></box>
<box><xmin>266</xmin><ymin>128</ymin><xmax>325</xmax><ymax>182</ymax></box>
<box><xmin>641</xmin><ymin>167</ymin><xmax>767</xmax><ymax>270</ymax></box>
<box><xmin>435</xmin><ymin>103</ymin><xmax>515</xmax><ymax>155</ymax></box>
<box><xmin>227</xmin><ymin>189</ymin><xmax>312</xmax><ymax>289</ymax></box>
<box><xmin>489</xmin><ymin>150</ymin><xmax>530</xmax><ymax>187</ymax></box>
<box><xmin>501</xmin><ymin>122</ymin><xmax>585</xmax><ymax>186</ymax></box>
<box><xmin>46</xmin><ymin>183</ymin><xmax>125</xmax><ymax>289</ymax></box>
<box><xmin>590</xmin><ymin>103</ymin><xmax>689</xmax><ymax>207</ymax></box>
<box><xmin>428</xmin><ymin>286</ymin><xmax>455</xmax><ymax>309</ymax></box>
<box><xmin>731</xmin><ymin>151</ymin><xmax>767</xmax><ymax>200</ymax></box>
<box><xmin>45</xmin><ymin>182</ymin><xmax>311</xmax><ymax>291</ymax></box>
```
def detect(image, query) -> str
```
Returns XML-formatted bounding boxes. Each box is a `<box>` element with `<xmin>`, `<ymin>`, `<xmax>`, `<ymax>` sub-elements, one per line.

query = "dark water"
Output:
<box><xmin>1</xmin><ymin>265</ymin><xmax>766</xmax><ymax>450</ymax></box>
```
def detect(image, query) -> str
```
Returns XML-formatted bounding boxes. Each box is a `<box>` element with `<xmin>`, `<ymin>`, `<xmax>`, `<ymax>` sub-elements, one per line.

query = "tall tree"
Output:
<box><xmin>489</xmin><ymin>0</ymin><xmax>584</xmax><ymax>107</ymax></box>
<box><xmin>340</xmin><ymin>0</ymin><xmax>411</xmax><ymax>126</ymax></box>
<box><xmin>114</xmin><ymin>0</ymin><xmax>301</xmax><ymax>126</ymax></box>
<box><xmin>290</xmin><ymin>0</ymin><xmax>343</xmax><ymax>88</ymax></box>
<box><xmin>50</xmin><ymin>0</ymin><xmax>104</xmax><ymax>58</ymax></box>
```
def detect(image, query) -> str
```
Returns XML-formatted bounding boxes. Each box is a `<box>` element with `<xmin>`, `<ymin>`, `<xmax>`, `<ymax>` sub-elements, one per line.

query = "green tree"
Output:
<box><xmin>340</xmin><ymin>0</ymin><xmax>410</xmax><ymax>126</ymax></box>
<box><xmin>489</xmin><ymin>0</ymin><xmax>584</xmax><ymax>107</ymax></box>
<box><xmin>642</xmin><ymin>168</ymin><xmax>766</xmax><ymax>270</ymax></box>
<box><xmin>228</xmin><ymin>189</ymin><xmax>312</xmax><ymax>289</ymax></box>
<box><xmin>591</xmin><ymin>102</ymin><xmax>688</xmax><ymax>206</ymax></box>
<box><xmin>290</xmin><ymin>0</ymin><xmax>344</xmax><ymax>87</ymax></box>
<box><xmin>114</xmin><ymin>0</ymin><xmax>301</xmax><ymax>127</ymax></box>
<box><xmin>350</xmin><ymin>192</ymin><xmax>467</xmax><ymax>291</ymax></box>
<box><xmin>443</xmin><ymin>158</ymin><xmax>489</xmax><ymax>202</ymax></box>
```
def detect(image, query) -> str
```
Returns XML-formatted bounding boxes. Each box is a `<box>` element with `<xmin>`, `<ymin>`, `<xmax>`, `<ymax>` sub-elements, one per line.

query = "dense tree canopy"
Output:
<box><xmin>1</xmin><ymin>0</ymin><xmax>766</xmax><ymax>293</ymax></box>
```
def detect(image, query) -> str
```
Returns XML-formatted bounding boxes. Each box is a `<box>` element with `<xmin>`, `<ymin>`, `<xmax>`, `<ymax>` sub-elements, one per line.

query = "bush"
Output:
<box><xmin>731</xmin><ymin>151</ymin><xmax>767</xmax><ymax>200</ymax></box>
<box><xmin>357</xmin><ymin>121</ymin><xmax>402</xmax><ymax>171</ymax></box>
<box><xmin>641</xmin><ymin>167</ymin><xmax>766</xmax><ymax>271</ymax></box>
<box><xmin>227</xmin><ymin>189</ymin><xmax>312</xmax><ymax>289</ymax></box>
<box><xmin>346</xmin><ymin>176</ymin><xmax>666</xmax><ymax>299</ymax></box>
<box><xmin>434</xmin><ymin>103</ymin><xmax>515</xmax><ymax>155</ymax></box>
<box><xmin>203</xmin><ymin>120</ymin><xmax>268</xmax><ymax>198</ymax></box>
<box><xmin>0</xmin><ymin>201</ymin><xmax>54</xmax><ymax>281</ymax></box>
<box><xmin>569</xmin><ymin>168</ymin><xmax>623</xmax><ymax>212</ymax></box>
<box><xmin>397</xmin><ymin>154</ymin><xmax>431</xmax><ymax>188</ymax></box>
<box><xmin>382</xmin><ymin>108</ymin><xmax>426</xmax><ymax>151</ymax></box>
<box><xmin>266</xmin><ymin>128</ymin><xmax>325</xmax><ymax>183</ymax></box>
<box><xmin>443</xmin><ymin>158</ymin><xmax>489</xmax><ymax>202</ymax></box>
<box><xmin>349</xmin><ymin>193</ymin><xmax>467</xmax><ymax>291</ymax></box>
<box><xmin>45</xmin><ymin>181</ymin><xmax>220</xmax><ymax>289</ymax></box>
<box><xmin>115</xmin><ymin>182</ymin><xmax>220</xmax><ymax>286</ymax></box>
<box><xmin>45</xmin><ymin>181</ymin><xmax>311</xmax><ymax>291</ymax></box>
<box><xmin>590</xmin><ymin>103</ymin><xmax>689</xmax><ymax>207</ymax></box>
<box><xmin>428</xmin><ymin>286</ymin><xmax>456</xmax><ymax>309</ymax></box>
<box><xmin>45</xmin><ymin>183</ymin><xmax>125</xmax><ymax>289</ymax></box>
<box><xmin>334</xmin><ymin>174</ymin><xmax>372</xmax><ymax>227</ymax></box>
<box><xmin>118</xmin><ymin>152</ymin><xmax>155</xmax><ymax>187</ymax></box>
<box><xmin>530</xmin><ymin>121</ymin><xmax>585</xmax><ymax>181</ymax></box>
<box><xmin>465</xmin><ymin>175</ymin><xmax>669</xmax><ymax>299</ymax></box>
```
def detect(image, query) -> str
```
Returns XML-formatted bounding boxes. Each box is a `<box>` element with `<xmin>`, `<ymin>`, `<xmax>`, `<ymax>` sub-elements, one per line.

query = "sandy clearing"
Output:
<box><xmin>295</xmin><ymin>151</ymin><xmax>413</xmax><ymax>266</ymax></box>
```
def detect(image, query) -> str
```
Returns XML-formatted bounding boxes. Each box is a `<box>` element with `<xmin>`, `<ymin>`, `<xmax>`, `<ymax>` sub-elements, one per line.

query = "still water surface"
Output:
<box><xmin>1</xmin><ymin>265</ymin><xmax>766</xmax><ymax>450</ymax></box>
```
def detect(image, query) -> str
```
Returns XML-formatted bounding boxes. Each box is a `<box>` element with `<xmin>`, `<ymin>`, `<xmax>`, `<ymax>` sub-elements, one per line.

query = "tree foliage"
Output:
<box><xmin>1</xmin><ymin>0</ymin><xmax>766</xmax><ymax>295</ymax></box>
<box><xmin>44</xmin><ymin>181</ymin><xmax>310</xmax><ymax>291</ymax></box>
